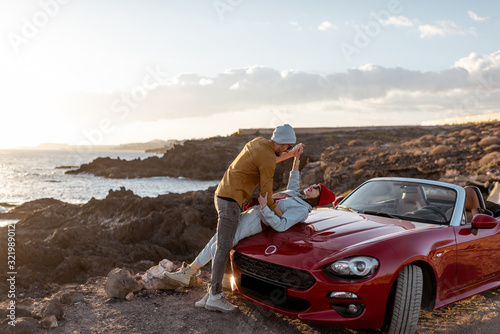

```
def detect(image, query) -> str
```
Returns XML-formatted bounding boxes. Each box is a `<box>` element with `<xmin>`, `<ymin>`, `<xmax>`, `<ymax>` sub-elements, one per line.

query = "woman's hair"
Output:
<box><xmin>302</xmin><ymin>192</ymin><xmax>321</xmax><ymax>207</ymax></box>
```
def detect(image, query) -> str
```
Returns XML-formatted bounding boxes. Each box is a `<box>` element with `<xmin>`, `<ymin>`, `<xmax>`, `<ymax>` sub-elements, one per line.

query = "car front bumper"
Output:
<box><xmin>230</xmin><ymin>251</ymin><xmax>391</xmax><ymax>329</ymax></box>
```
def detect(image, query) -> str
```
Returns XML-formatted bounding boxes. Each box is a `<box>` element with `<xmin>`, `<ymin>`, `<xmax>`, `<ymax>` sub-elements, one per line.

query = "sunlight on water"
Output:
<box><xmin>0</xmin><ymin>149</ymin><xmax>219</xmax><ymax>205</ymax></box>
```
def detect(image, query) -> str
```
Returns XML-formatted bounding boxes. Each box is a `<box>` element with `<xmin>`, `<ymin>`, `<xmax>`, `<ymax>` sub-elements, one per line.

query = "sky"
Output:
<box><xmin>1</xmin><ymin>0</ymin><xmax>500</xmax><ymax>148</ymax></box>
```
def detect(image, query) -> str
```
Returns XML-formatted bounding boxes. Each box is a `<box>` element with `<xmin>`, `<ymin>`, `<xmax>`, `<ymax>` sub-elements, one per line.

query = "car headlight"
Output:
<box><xmin>325</xmin><ymin>256</ymin><xmax>379</xmax><ymax>280</ymax></box>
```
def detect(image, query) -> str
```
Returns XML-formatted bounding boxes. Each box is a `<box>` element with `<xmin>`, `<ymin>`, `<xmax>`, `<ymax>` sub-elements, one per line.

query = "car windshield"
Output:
<box><xmin>338</xmin><ymin>180</ymin><xmax>457</xmax><ymax>225</ymax></box>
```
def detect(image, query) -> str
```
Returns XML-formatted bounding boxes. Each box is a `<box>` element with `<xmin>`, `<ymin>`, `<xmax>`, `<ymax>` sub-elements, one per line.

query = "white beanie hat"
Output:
<box><xmin>271</xmin><ymin>124</ymin><xmax>296</xmax><ymax>144</ymax></box>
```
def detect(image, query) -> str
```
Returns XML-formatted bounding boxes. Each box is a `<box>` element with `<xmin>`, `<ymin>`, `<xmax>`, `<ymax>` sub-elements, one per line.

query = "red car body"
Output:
<box><xmin>230</xmin><ymin>178</ymin><xmax>500</xmax><ymax>330</ymax></box>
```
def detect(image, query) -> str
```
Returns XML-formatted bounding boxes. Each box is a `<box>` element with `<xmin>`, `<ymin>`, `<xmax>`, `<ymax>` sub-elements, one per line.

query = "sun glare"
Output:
<box><xmin>1</xmin><ymin>53</ymin><xmax>85</xmax><ymax>149</ymax></box>
<box><xmin>1</xmin><ymin>87</ymin><xmax>71</xmax><ymax>149</ymax></box>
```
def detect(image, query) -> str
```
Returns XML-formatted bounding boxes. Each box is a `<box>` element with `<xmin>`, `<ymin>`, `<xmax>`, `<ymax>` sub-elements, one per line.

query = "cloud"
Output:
<box><xmin>318</xmin><ymin>21</ymin><xmax>336</xmax><ymax>31</ymax></box>
<box><xmin>59</xmin><ymin>51</ymin><xmax>500</xmax><ymax>127</ymax></box>
<box><xmin>468</xmin><ymin>11</ymin><xmax>490</xmax><ymax>23</ymax></box>
<box><xmin>382</xmin><ymin>15</ymin><xmax>414</xmax><ymax>27</ymax></box>
<box><xmin>453</xmin><ymin>51</ymin><xmax>500</xmax><ymax>73</ymax></box>
<box><xmin>418</xmin><ymin>20</ymin><xmax>475</xmax><ymax>38</ymax></box>
<box><xmin>199</xmin><ymin>78</ymin><xmax>214</xmax><ymax>86</ymax></box>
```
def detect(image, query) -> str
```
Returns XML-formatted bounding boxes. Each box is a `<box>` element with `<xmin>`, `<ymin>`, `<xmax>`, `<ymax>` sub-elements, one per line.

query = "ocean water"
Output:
<box><xmin>0</xmin><ymin>149</ymin><xmax>219</xmax><ymax>209</ymax></box>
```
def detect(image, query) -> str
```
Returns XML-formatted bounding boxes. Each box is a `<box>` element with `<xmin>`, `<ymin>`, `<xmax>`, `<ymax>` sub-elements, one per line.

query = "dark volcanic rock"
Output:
<box><xmin>0</xmin><ymin>187</ymin><xmax>218</xmax><ymax>297</ymax></box>
<box><xmin>65</xmin><ymin>124</ymin><xmax>500</xmax><ymax>194</ymax></box>
<box><xmin>66</xmin><ymin>136</ymin><xmax>252</xmax><ymax>180</ymax></box>
<box><xmin>64</xmin><ymin>126</ymin><xmax>437</xmax><ymax>190</ymax></box>
<box><xmin>314</xmin><ymin>122</ymin><xmax>500</xmax><ymax>195</ymax></box>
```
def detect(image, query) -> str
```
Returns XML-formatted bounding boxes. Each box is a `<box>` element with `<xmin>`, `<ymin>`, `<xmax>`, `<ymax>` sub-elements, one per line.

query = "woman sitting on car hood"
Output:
<box><xmin>165</xmin><ymin>146</ymin><xmax>335</xmax><ymax>307</ymax></box>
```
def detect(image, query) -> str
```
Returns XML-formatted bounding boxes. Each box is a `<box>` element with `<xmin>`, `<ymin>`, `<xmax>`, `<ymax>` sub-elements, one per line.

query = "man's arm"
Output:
<box><xmin>273</xmin><ymin>205</ymin><xmax>283</xmax><ymax>217</ymax></box>
<box><xmin>258</xmin><ymin>160</ymin><xmax>278</xmax><ymax>211</ymax></box>
<box><xmin>258</xmin><ymin>193</ymin><xmax>309</xmax><ymax>232</ymax></box>
<box><xmin>275</xmin><ymin>143</ymin><xmax>305</xmax><ymax>163</ymax></box>
<box><xmin>259</xmin><ymin>167</ymin><xmax>283</xmax><ymax>217</ymax></box>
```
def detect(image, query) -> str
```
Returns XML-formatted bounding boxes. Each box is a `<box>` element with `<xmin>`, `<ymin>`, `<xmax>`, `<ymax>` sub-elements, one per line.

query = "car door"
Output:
<box><xmin>453</xmin><ymin>216</ymin><xmax>500</xmax><ymax>291</ymax></box>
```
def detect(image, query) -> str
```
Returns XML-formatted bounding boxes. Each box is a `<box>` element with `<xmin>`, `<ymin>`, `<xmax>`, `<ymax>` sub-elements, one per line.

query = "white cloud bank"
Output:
<box><xmin>468</xmin><ymin>11</ymin><xmax>490</xmax><ymax>23</ymax></box>
<box><xmin>382</xmin><ymin>15</ymin><xmax>414</xmax><ymax>27</ymax></box>
<box><xmin>318</xmin><ymin>21</ymin><xmax>337</xmax><ymax>31</ymax></box>
<box><xmin>378</xmin><ymin>15</ymin><xmax>477</xmax><ymax>39</ymax></box>
<box><xmin>418</xmin><ymin>20</ymin><xmax>476</xmax><ymax>38</ymax></box>
<box><xmin>58</xmin><ymin>50</ymin><xmax>500</xmax><ymax>130</ymax></box>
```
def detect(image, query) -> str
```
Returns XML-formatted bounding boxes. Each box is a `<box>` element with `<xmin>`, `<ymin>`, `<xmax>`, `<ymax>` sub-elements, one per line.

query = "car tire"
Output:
<box><xmin>387</xmin><ymin>264</ymin><xmax>423</xmax><ymax>334</ymax></box>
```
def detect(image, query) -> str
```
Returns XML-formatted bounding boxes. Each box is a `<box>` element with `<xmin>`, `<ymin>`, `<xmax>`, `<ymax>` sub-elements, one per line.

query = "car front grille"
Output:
<box><xmin>238</xmin><ymin>275</ymin><xmax>312</xmax><ymax>312</ymax></box>
<box><xmin>233</xmin><ymin>252</ymin><xmax>315</xmax><ymax>290</ymax></box>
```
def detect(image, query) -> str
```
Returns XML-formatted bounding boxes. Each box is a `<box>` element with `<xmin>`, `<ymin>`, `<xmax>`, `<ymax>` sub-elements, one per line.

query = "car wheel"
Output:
<box><xmin>387</xmin><ymin>264</ymin><xmax>423</xmax><ymax>334</ymax></box>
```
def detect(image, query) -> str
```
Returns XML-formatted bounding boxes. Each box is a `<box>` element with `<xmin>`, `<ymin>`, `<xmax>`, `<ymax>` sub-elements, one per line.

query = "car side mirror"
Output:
<box><xmin>333</xmin><ymin>196</ymin><xmax>344</xmax><ymax>207</ymax></box>
<box><xmin>471</xmin><ymin>214</ymin><xmax>498</xmax><ymax>229</ymax></box>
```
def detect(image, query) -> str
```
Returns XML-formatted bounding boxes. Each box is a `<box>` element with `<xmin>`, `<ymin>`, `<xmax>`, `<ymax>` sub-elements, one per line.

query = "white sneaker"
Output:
<box><xmin>165</xmin><ymin>264</ymin><xmax>197</xmax><ymax>286</ymax></box>
<box><xmin>205</xmin><ymin>291</ymin><xmax>238</xmax><ymax>313</ymax></box>
<box><xmin>194</xmin><ymin>292</ymin><xmax>209</xmax><ymax>308</ymax></box>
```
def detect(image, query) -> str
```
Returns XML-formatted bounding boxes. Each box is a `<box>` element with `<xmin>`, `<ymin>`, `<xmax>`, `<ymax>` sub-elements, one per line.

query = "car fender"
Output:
<box><xmin>317</xmin><ymin>225</ymin><xmax>456</xmax><ymax>307</ymax></box>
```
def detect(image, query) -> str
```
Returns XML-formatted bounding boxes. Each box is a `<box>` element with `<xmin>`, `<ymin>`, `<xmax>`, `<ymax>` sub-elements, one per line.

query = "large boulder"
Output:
<box><xmin>104</xmin><ymin>268</ymin><xmax>143</xmax><ymax>299</ymax></box>
<box><xmin>479</xmin><ymin>136</ymin><xmax>500</xmax><ymax>147</ymax></box>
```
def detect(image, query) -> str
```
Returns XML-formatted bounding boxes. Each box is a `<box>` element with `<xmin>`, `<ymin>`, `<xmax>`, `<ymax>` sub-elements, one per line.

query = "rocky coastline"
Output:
<box><xmin>3</xmin><ymin>122</ymin><xmax>500</xmax><ymax>291</ymax></box>
<box><xmin>66</xmin><ymin>123</ymin><xmax>500</xmax><ymax>194</ymax></box>
<box><xmin>1</xmin><ymin>122</ymin><xmax>500</xmax><ymax>332</ymax></box>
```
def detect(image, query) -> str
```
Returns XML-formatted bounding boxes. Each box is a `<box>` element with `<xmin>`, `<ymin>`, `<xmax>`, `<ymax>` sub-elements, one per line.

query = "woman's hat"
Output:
<box><xmin>318</xmin><ymin>183</ymin><xmax>335</xmax><ymax>207</ymax></box>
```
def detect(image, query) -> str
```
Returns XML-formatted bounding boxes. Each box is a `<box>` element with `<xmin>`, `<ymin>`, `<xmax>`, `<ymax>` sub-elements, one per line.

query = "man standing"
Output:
<box><xmin>205</xmin><ymin>124</ymin><xmax>297</xmax><ymax>312</ymax></box>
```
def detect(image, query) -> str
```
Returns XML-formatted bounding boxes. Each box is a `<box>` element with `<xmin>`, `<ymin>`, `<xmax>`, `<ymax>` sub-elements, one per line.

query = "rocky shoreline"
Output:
<box><xmin>3</xmin><ymin>122</ymin><xmax>500</xmax><ymax>291</ymax></box>
<box><xmin>65</xmin><ymin>124</ymin><xmax>500</xmax><ymax>194</ymax></box>
<box><xmin>1</xmin><ymin>122</ymin><xmax>500</xmax><ymax>332</ymax></box>
<box><xmin>0</xmin><ymin>187</ymin><xmax>218</xmax><ymax>297</ymax></box>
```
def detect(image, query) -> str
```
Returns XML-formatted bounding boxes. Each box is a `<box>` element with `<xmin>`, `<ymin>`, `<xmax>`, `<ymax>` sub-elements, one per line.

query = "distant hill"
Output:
<box><xmin>111</xmin><ymin>139</ymin><xmax>180</xmax><ymax>153</ymax></box>
<box><xmin>15</xmin><ymin>143</ymin><xmax>115</xmax><ymax>150</ymax></box>
<box><xmin>16</xmin><ymin>140</ymin><xmax>180</xmax><ymax>153</ymax></box>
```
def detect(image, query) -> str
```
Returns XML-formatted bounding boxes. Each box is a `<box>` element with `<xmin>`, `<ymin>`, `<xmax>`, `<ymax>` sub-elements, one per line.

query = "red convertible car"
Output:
<box><xmin>230</xmin><ymin>177</ymin><xmax>500</xmax><ymax>333</ymax></box>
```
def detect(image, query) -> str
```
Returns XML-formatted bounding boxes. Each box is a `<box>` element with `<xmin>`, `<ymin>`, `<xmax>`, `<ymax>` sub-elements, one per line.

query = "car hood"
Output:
<box><xmin>235</xmin><ymin>208</ymin><xmax>442</xmax><ymax>258</ymax></box>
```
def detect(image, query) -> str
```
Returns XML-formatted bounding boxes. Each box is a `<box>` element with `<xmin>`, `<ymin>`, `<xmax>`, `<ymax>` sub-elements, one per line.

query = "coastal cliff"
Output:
<box><xmin>65</xmin><ymin>123</ymin><xmax>500</xmax><ymax>194</ymax></box>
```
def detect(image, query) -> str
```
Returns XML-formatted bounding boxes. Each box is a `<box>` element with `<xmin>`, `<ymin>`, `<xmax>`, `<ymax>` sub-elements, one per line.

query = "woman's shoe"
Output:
<box><xmin>164</xmin><ymin>264</ymin><xmax>197</xmax><ymax>286</ymax></box>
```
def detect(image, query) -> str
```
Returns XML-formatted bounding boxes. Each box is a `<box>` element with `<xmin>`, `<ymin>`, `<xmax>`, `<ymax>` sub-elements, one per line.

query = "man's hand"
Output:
<box><xmin>275</xmin><ymin>143</ymin><xmax>305</xmax><ymax>163</ymax></box>
<box><xmin>291</xmin><ymin>143</ymin><xmax>305</xmax><ymax>157</ymax></box>
<box><xmin>258</xmin><ymin>192</ymin><xmax>268</xmax><ymax>209</ymax></box>
<box><xmin>259</xmin><ymin>192</ymin><xmax>282</xmax><ymax>217</ymax></box>
<box><xmin>293</xmin><ymin>144</ymin><xmax>304</xmax><ymax>158</ymax></box>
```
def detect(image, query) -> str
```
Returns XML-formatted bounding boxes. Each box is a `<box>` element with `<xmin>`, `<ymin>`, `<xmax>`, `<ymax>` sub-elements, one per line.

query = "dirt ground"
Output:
<box><xmin>18</xmin><ymin>275</ymin><xmax>500</xmax><ymax>334</ymax></box>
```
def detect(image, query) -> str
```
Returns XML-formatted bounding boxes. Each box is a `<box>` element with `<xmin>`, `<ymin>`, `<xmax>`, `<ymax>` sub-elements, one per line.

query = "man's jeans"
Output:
<box><xmin>211</xmin><ymin>196</ymin><xmax>241</xmax><ymax>295</ymax></box>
